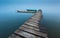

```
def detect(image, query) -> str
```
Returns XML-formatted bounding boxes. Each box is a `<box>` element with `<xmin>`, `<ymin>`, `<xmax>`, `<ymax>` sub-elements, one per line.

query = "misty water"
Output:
<box><xmin>0</xmin><ymin>0</ymin><xmax>60</xmax><ymax>38</ymax></box>
<box><xmin>0</xmin><ymin>6</ymin><xmax>33</xmax><ymax>38</ymax></box>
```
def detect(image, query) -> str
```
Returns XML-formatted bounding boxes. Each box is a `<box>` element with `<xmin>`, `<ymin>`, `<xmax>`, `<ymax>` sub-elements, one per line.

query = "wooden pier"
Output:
<box><xmin>8</xmin><ymin>9</ymin><xmax>48</xmax><ymax>38</ymax></box>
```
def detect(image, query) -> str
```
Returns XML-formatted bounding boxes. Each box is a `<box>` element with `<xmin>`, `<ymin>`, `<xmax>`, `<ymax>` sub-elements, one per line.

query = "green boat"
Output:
<box><xmin>17</xmin><ymin>9</ymin><xmax>37</xmax><ymax>13</ymax></box>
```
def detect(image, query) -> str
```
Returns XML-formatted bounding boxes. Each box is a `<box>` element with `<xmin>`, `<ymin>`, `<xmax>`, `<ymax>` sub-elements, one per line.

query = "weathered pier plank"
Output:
<box><xmin>8</xmin><ymin>9</ymin><xmax>48</xmax><ymax>38</ymax></box>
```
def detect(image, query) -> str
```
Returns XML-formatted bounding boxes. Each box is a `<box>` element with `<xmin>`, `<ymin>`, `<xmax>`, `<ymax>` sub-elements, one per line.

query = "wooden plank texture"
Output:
<box><xmin>8</xmin><ymin>9</ymin><xmax>48</xmax><ymax>38</ymax></box>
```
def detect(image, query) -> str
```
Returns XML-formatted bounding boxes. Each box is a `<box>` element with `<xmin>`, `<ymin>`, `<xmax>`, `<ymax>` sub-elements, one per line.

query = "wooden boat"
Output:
<box><xmin>17</xmin><ymin>9</ymin><xmax>37</xmax><ymax>13</ymax></box>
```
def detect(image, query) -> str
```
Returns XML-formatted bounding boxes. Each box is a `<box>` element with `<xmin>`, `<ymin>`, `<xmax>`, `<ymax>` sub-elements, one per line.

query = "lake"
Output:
<box><xmin>0</xmin><ymin>0</ymin><xmax>60</xmax><ymax>38</ymax></box>
<box><xmin>0</xmin><ymin>5</ymin><xmax>34</xmax><ymax>38</ymax></box>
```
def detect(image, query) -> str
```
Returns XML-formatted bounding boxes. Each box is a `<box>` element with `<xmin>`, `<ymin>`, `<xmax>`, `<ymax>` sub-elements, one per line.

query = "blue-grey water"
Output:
<box><xmin>0</xmin><ymin>0</ymin><xmax>60</xmax><ymax>38</ymax></box>
<box><xmin>0</xmin><ymin>7</ymin><xmax>33</xmax><ymax>38</ymax></box>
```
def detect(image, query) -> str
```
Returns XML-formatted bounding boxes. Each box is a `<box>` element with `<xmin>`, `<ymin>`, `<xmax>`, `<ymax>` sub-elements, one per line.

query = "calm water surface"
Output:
<box><xmin>0</xmin><ymin>5</ymin><xmax>34</xmax><ymax>38</ymax></box>
<box><xmin>0</xmin><ymin>0</ymin><xmax>60</xmax><ymax>38</ymax></box>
